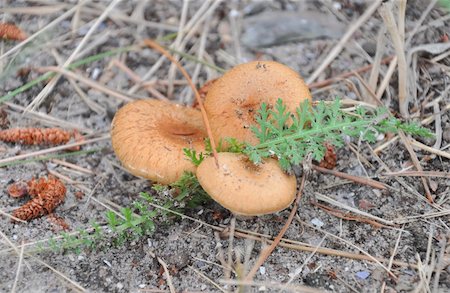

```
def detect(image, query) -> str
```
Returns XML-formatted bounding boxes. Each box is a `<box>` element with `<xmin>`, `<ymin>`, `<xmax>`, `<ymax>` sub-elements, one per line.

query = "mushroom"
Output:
<box><xmin>204</xmin><ymin>60</ymin><xmax>312</xmax><ymax>145</ymax></box>
<box><xmin>196</xmin><ymin>152</ymin><xmax>297</xmax><ymax>216</ymax></box>
<box><xmin>111</xmin><ymin>99</ymin><xmax>207</xmax><ymax>184</ymax></box>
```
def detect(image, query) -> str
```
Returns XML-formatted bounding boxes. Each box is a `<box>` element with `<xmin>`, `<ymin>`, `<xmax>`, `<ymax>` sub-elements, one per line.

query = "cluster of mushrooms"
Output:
<box><xmin>111</xmin><ymin>61</ymin><xmax>312</xmax><ymax>216</ymax></box>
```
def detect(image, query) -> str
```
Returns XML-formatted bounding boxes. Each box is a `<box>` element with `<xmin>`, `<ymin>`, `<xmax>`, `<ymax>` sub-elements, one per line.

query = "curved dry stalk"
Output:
<box><xmin>243</xmin><ymin>173</ymin><xmax>307</xmax><ymax>281</ymax></box>
<box><xmin>143</xmin><ymin>39</ymin><xmax>219</xmax><ymax>167</ymax></box>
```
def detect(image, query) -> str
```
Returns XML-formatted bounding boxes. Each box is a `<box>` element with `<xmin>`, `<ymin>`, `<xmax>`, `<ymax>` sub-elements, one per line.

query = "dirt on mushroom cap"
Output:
<box><xmin>204</xmin><ymin>60</ymin><xmax>312</xmax><ymax>146</ymax></box>
<box><xmin>111</xmin><ymin>99</ymin><xmax>207</xmax><ymax>185</ymax></box>
<box><xmin>196</xmin><ymin>152</ymin><xmax>297</xmax><ymax>216</ymax></box>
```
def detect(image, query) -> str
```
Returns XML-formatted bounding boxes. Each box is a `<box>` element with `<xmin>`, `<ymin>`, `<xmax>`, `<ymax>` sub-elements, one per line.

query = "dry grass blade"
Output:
<box><xmin>379</xmin><ymin>1</ymin><xmax>409</xmax><ymax>117</ymax></box>
<box><xmin>147</xmin><ymin>251</ymin><xmax>176</xmax><ymax>293</ymax></box>
<box><xmin>398</xmin><ymin>131</ymin><xmax>433</xmax><ymax>202</ymax></box>
<box><xmin>220</xmin><ymin>279</ymin><xmax>328</xmax><ymax>293</ymax></box>
<box><xmin>409</xmin><ymin>139</ymin><xmax>450</xmax><ymax>160</ymax></box>
<box><xmin>312</xmin><ymin>164</ymin><xmax>387</xmax><ymax>190</ymax></box>
<box><xmin>0</xmin><ymin>5</ymin><xmax>78</xmax><ymax>61</ymax></box>
<box><xmin>383</xmin><ymin>171</ymin><xmax>450</xmax><ymax>178</ymax></box>
<box><xmin>314</xmin><ymin>192</ymin><xmax>396</xmax><ymax>227</ymax></box>
<box><xmin>188</xmin><ymin>265</ymin><xmax>227</xmax><ymax>293</ymax></box>
<box><xmin>11</xmin><ymin>240</ymin><xmax>25</xmax><ymax>293</ymax></box>
<box><xmin>0</xmin><ymin>134</ymin><xmax>109</xmax><ymax>166</ymax></box>
<box><xmin>299</xmin><ymin>219</ymin><xmax>398</xmax><ymax>280</ymax></box>
<box><xmin>0</xmin><ymin>5</ymin><xmax>68</xmax><ymax>15</ymax></box>
<box><xmin>27</xmin><ymin>254</ymin><xmax>86</xmax><ymax>292</ymax></box>
<box><xmin>25</xmin><ymin>0</ymin><xmax>123</xmax><ymax>112</ymax></box>
<box><xmin>308</xmin><ymin>56</ymin><xmax>393</xmax><ymax>89</ymax></box>
<box><xmin>306</xmin><ymin>0</ymin><xmax>383</xmax><ymax>84</ymax></box>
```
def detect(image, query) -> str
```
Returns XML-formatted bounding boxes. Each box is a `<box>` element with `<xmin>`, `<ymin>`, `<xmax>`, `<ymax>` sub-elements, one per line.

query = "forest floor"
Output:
<box><xmin>1</xmin><ymin>1</ymin><xmax>450</xmax><ymax>292</ymax></box>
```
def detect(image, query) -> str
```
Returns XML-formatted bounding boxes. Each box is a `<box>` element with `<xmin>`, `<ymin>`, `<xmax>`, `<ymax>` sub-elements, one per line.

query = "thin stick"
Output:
<box><xmin>314</xmin><ymin>192</ymin><xmax>396</xmax><ymax>227</ymax></box>
<box><xmin>147</xmin><ymin>251</ymin><xmax>176</xmax><ymax>293</ymax></box>
<box><xmin>27</xmin><ymin>254</ymin><xmax>86</xmax><ymax>292</ymax></box>
<box><xmin>0</xmin><ymin>134</ymin><xmax>109</xmax><ymax>165</ymax></box>
<box><xmin>308</xmin><ymin>56</ymin><xmax>393</xmax><ymax>89</ymax></box>
<box><xmin>11</xmin><ymin>240</ymin><xmax>25</xmax><ymax>293</ymax></box>
<box><xmin>306</xmin><ymin>0</ymin><xmax>383</xmax><ymax>84</ymax></box>
<box><xmin>312</xmin><ymin>164</ymin><xmax>387</xmax><ymax>190</ymax></box>
<box><xmin>410</xmin><ymin>139</ymin><xmax>450</xmax><ymax>160</ymax></box>
<box><xmin>143</xmin><ymin>39</ymin><xmax>219</xmax><ymax>166</ymax></box>
<box><xmin>383</xmin><ymin>171</ymin><xmax>450</xmax><ymax>178</ymax></box>
<box><xmin>379</xmin><ymin>2</ymin><xmax>409</xmax><ymax>117</ymax></box>
<box><xmin>37</xmin><ymin>66</ymin><xmax>133</xmax><ymax>102</ymax></box>
<box><xmin>243</xmin><ymin>173</ymin><xmax>307</xmax><ymax>281</ymax></box>
<box><xmin>398</xmin><ymin>131</ymin><xmax>433</xmax><ymax>202</ymax></box>
<box><xmin>25</xmin><ymin>0</ymin><xmax>123</xmax><ymax>112</ymax></box>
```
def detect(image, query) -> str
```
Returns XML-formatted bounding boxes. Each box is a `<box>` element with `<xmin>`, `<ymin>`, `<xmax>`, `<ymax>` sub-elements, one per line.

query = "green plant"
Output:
<box><xmin>36</xmin><ymin>172</ymin><xmax>210</xmax><ymax>253</ymax></box>
<box><xmin>184</xmin><ymin>99</ymin><xmax>433</xmax><ymax>171</ymax></box>
<box><xmin>245</xmin><ymin>99</ymin><xmax>433</xmax><ymax>170</ymax></box>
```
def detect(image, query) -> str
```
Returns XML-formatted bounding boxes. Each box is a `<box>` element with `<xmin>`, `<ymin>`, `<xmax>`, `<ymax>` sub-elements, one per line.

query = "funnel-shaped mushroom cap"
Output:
<box><xmin>204</xmin><ymin>61</ymin><xmax>312</xmax><ymax>145</ymax></box>
<box><xmin>197</xmin><ymin>152</ymin><xmax>297</xmax><ymax>216</ymax></box>
<box><xmin>111</xmin><ymin>99</ymin><xmax>207</xmax><ymax>184</ymax></box>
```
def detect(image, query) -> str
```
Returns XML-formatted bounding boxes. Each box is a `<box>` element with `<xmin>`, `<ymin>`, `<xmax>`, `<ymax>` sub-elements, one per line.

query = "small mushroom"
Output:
<box><xmin>204</xmin><ymin>60</ymin><xmax>312</xmax><ymax>145</ymax></box>
<box><xmin>196</xmin><ymin>152</ymin><xmax>297</xmax><ymax>216</ymax></box>
<box><xmin>111</xmin><ymin>99</ymin><xmax>207</xmax><ymax>184</ymax></box>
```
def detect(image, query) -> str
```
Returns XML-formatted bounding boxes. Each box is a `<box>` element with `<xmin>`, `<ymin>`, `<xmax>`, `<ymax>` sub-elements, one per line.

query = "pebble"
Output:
<box><xmin>259</xmin><ymin>266</ymin><xmax>266</xmax><ymax>275</ymax></box>
<box><xmin>241</xmin><ymin>11</ymin><xmax>344</xmax><ymax>48</ymax></box>
<box><xmin>356</xmin><ymin>271</ymin><xmax>370</xmax><ymax>280</ymax></box>
<box><xmin>311</xmin><ymin>218</ymin><xmax>324</xmax><ymax>228</ymax></box>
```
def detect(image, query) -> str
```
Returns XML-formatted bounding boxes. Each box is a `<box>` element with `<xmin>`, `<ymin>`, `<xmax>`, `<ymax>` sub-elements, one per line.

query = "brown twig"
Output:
<box><xmin>243</xmin><ymin>173</ymin><xmax>307</xmax><ymax>281</ymax></box>
<box><xmin>311</xmin><ymin>164</ymin><xmax>387</xmax><ymax>190</ymax></box>
<box><xmin>143</xmin><ymin>39</ymin><xmax>219</xmax><ymax>167</ymax></box>
<box><xmin>308</xmin><ymin>56</ymin><xmax>394</xmax><ymax>89</ymax></box>
<box><xmin>311</xmin><ymin>201</ymin><xmax>389</xmax><ymax>229</ymax></box>
<box><xmin>383</xmin><ymin>171</ymin><xmax>450</xmax><ymax>178</ymax></box>
<box><xmin>398</xmin><ymin>131</ymin><xmax>433</xmax><ymax>202</ymax></box>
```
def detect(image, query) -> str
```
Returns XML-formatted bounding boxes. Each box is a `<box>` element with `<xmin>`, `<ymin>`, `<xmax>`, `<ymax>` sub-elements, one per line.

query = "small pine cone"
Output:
<box><xmin>0</xmin><ymin>128</ymin><xmax>72</xmax><ymax>145</ymax></box>
<box><xmin>0</xmin><ymin>23</ymin><xmax>27</xmax><ymax>41</ymax></box>
<box><xmin>7</xmin><ymin>181</ymin><xmax>29</xmax><ymax>198</ymax></box>
<box><xmin>12</xmin><ymin>197</ymin><xmax>46</xmax><ymax>221</ymax></box>
<box><xmin>319</xmin><ymin>143</ymin><xmax>337</xmax><ymax>169</ymax></box>
<box><xmin>11</xmin><ymin>176</ymin><xmax>66</xmax><ymax>222</ymax></box>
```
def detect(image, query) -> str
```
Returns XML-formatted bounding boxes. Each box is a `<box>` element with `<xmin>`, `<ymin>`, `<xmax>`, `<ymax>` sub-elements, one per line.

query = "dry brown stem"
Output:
<box><xmin>143</xmin><ymin>39</ymin><xmax>219</xmax><ymax>167</ymax></box>
<box><xmin>243</xmin><ymin>173</ymin><xmax>307</xmax><ymax>281</ymax></box>
<box><xmin>312</xmin><ymin>164</ymin><xmax>387</xmax><ymax>190</ymax></box>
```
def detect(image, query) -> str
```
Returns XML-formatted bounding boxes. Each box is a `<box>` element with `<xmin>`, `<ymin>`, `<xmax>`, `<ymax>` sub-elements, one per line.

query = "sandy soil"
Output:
<box><xmin>1</xmin><ymin>1</ymin><xmax>450</xmax><ymax>292</ymax></box>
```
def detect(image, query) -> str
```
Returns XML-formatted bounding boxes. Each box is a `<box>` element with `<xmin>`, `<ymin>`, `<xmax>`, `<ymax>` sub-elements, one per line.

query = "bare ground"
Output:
<box><xmin>1</xmin><ymin>1</ymin><xmax>450</xmax><ymax>292</ymax></box>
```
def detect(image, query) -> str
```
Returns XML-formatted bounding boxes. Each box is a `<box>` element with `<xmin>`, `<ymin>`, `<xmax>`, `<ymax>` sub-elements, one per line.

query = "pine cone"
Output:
<box><xmin>11</xmin><ymin>176</ymin><xmax>66</xmax><ymax>222</ymax></box>
<box><xmin>0</xmin><ymin>23</ymin><xmax>27</xmax><ymax>41</ymax></box>
<box><xmin>319</xmin><ymin>143</ymin><xmax>337</xmax><ymax>169</ymax></box>
<box><xmin>0</xmin><ymin>128</ymin><xmax>73</xmax><ymax>145</ymax></box>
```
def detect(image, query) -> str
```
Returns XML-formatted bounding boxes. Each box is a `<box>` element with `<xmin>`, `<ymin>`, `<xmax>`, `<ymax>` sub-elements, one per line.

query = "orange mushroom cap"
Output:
<box><xmin>197</xmin><ymin>152</ymin><xmax>297</xmax><ymax>216</ymax></box>
<box><xmin>204</xmin><ymin>60</ymin><xmax>312</xmax><ymax>146</ymax></box>
<box><xmin>111</xmin><ymin>99</ymin><xmax>207</xmax><ymax>184</ymax></box>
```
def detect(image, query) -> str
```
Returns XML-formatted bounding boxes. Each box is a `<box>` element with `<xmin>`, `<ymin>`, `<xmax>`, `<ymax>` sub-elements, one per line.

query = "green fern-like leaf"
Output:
<box><xmin>245</xmin><ymin>98</ymin><xmax>433</xmax><ymax>171</ymax></box>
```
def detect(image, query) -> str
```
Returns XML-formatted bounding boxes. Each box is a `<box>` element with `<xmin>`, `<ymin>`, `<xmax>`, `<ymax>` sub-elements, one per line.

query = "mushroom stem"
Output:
<box><xmin>143</xmin><ymin>39</ymin><xmax>219</xmax><ymax>167</ymax></box>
